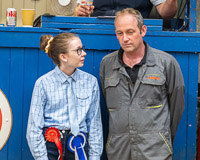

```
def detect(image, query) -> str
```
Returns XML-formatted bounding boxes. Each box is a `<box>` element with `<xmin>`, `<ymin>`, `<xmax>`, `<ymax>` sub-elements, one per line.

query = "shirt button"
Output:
<box><xmin>131</xmin><ymin>138</ymin><xmax>134</xmax><ymax>141</ymax></box>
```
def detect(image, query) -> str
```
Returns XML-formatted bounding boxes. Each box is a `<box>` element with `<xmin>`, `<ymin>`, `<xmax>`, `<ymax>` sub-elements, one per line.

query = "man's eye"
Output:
<box><xmin>127</xmin><ymin>31</ymin><xmax>133</xmax><ymax>34</ymax></box>
<box><xmin>117</xmin><ymin>32</ymin><xmax>122</xmax><ymax>35</ymax></box>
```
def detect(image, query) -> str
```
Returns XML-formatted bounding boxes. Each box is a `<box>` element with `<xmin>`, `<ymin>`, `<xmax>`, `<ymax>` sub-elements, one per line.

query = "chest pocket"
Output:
<box><xmin>104</xmin><ymin>77</ymin><xmax>122</xmax><ymax>109</ymax></box>
<box><xmin>76</xmin><ymin>92</ymin><xmax>90</xmax><ymax>108</ymax></box>
<box><xmin>138</xmin><ymin>69</ymin><xmax>166</xmax><ymax>108</ymax></box>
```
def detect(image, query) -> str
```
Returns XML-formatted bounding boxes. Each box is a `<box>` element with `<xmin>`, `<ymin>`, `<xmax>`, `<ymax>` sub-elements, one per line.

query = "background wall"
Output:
<box><xmin>197</xmin><ymin>0</ymin><xmax>200</xmax><ymax>84</ymax></box>
<box><xmin>0</xmin><ymin>0</ymin><xmax>77</xmax><ymax>26</ymax></box>
<box><xmin>198</xmin><ymin>0</ymin><xmax>200</xmax><ymax>31</ymax></box>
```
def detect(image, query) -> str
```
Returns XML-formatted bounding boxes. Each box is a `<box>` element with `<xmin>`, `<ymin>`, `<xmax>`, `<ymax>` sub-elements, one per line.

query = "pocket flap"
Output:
<box><xmin>76</xmin><ymin>92</ymin><xmax>90</xmax><ymax>99</ymax></box>
<box><xmin>104</xmin><ymin>77</ymin><xmax>120</xmax><ymax>89</ymax></box>
<box><xmin>141</xmin><ymin>74</ymin><xmax>165</xmax><ymax>85</ymax></box>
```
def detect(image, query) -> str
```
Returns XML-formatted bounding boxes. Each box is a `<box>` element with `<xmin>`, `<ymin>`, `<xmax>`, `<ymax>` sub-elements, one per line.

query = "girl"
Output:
<box><xmin>27</xmin><ymin>33</ymin><xmax>103</xmax><ymax>160</ymax></box>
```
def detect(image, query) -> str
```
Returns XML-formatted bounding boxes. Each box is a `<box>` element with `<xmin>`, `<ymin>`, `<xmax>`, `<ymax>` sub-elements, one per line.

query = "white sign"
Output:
<box><xmin>58</xmin><ymin>0</ymin><xmax>71</xmax><ymax>6</ymax></box>
<box><xmin>0</xmin><ymin>89</ymin><xmax>12</xmax><ymax>150</ymax></box>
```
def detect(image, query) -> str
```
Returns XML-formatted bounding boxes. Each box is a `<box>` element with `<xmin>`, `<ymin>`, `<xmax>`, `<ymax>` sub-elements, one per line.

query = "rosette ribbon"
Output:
<box><xmin>45</xmin><ymin>127</ymin><xmax>63</xmax><ymax>160</ymax></box>
<box><xmin>67</xmin><ymin>132</ymin><xmax>87</xmax><ymax>160</ymax></box>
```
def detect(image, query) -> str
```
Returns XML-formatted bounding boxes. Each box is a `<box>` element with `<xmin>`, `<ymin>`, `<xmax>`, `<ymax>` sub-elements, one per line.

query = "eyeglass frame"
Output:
<box><xmin>71</xmin><ymin>46</ymin><xmax>85</xmax><ymax>56</ymax></box>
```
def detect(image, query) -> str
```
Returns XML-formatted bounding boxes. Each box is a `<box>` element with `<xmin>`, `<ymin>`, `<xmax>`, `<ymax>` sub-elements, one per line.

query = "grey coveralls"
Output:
<box><xmin>100</xmin><ymin>43</ymin><xmax>185</xmax><ymax>160</ymax></box>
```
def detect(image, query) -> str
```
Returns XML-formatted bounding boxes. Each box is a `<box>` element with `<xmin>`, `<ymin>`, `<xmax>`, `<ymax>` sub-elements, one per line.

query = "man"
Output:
<box><xmin>75</xmin><ymin>0</ymin><xmax>177</xmax><ymax>19</ymax></box>
<box><xmin>100</xmin><ymin>8</ymin><xmax>185</xmax><ymax>160</ymax></box>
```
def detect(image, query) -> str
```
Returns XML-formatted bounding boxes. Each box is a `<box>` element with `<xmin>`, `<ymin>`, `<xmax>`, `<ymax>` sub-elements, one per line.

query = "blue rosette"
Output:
<box><xmin>67</xmin><ymin>131</ymin><xmax>87</xmax><ymax>160</ymax></box>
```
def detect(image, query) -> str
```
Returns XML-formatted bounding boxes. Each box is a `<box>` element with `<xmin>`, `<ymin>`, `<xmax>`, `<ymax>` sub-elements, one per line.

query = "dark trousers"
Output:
<box><xmin>43</xmin><ymin>128</ymin><xmax>88</xmax><ymax>160</ymax></box>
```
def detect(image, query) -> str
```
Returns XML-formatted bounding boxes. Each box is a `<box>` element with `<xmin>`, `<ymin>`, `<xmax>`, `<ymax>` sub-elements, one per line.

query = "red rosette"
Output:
<box><xmin>45</xmin><ymin>127</ymin><xmax>60</xmax><ymax>142</ymax></box>
<box><xmin>45</xmin><ymin>127</ymin><xmax>63</xmax><ymax>160</ymax></box>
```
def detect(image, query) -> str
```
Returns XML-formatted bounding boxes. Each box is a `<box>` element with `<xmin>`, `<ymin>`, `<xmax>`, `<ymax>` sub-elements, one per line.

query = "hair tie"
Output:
<box><xmin>45</xmin><ymin>37</ymin><xmax>54</xmax><ymax>53</ymax></box>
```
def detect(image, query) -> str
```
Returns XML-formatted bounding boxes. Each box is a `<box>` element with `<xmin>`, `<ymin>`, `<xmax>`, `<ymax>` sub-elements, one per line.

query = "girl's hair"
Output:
<box><xmin>40</xmin><ymin>33</ymin><xmax>79</xmax><ymax>66</ymax></box>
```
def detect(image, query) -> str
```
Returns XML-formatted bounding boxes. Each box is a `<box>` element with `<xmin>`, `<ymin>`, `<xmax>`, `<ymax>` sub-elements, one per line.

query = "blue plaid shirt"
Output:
<box><xmin>26</xmin><ymin>66</ymin><xmax>103</xmax><ymax>160</ymax></box>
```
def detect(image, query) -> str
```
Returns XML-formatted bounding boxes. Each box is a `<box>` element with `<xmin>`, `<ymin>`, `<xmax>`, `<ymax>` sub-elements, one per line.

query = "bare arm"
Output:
<box><xmin>156</xmin><ymin>0</ymin><xmax>178</xmax><ymax>19</ymax></box>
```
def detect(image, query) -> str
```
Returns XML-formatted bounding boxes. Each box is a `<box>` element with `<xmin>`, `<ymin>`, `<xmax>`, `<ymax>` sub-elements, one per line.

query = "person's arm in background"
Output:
<box><xmin>156</xmin><ymin>0</ymin><xmax>178</xmax><ymax>19</ymax></box>
<box><xmin>75</xmin><ymin>0</ymin><xmax>94</xmax><ymax>17</ymax></box>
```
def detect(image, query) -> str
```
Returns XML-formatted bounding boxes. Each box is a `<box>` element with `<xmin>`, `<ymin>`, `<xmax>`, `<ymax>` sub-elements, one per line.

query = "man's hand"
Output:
<box><xmin>75</xmin><ymin>0</ymin><xmax>95</xmax><ymax>17</ymax></box>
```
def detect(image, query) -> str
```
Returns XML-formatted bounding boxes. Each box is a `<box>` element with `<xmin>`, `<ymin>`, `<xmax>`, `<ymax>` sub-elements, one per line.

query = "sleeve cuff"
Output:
<box><xmin>89</xmin><ymin>155</ymin><xmax>101</xmax><ymax>160</ymax></box>
<box><xmin>151</xmin><ymin>0</ymin><xmax>166</xmax><ymax>6</ymax></box>
<box><xmin>35</xmin><ymin>156</ymin><xmax>48</xmax><ymax>160</ymax></box>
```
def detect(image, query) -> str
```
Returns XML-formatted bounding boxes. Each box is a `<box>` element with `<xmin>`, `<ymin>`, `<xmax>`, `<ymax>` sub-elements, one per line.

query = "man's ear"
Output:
<box><xmin>141</xmin><ymin>25</ymin><xmax>147</xmax><ymax>37</ymax></box>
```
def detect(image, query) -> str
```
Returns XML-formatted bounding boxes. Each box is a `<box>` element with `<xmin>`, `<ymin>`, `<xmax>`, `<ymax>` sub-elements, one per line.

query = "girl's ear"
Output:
<box><xmin>59</xmin><ymin>54</ymin><xmax>68</xmax><ymax>63</ymax></box>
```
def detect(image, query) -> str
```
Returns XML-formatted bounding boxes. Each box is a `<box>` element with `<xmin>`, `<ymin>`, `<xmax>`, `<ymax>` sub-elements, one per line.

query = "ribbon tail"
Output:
<box><xmin>76</xmin><ymin>143</ymin><xmax>87</xmax><ymax>160</ymax></box>
<box><xmin>55</xmin><ymin>138</ymin><xmax>63</xmax><ymax>160</ymax></box>
<box><xmin>75</xmin><ymin>147</ymin><xmax>79</xmax><ymax>160</ymax></box>
<box><xmin>81</xmin><ymin>143</ymin><xmax>87</xmax><ymax>160</ymax></box>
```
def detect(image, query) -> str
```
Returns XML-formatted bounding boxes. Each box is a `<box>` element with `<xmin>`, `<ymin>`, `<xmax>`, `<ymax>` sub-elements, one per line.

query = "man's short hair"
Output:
<box><xmin>115</xmin><ymin>8</ymin><xmax>144</xmax><ymax>31</ymax></box>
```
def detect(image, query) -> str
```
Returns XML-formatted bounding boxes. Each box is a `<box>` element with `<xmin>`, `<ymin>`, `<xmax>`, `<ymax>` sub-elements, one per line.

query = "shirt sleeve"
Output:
<box><xmin>77</xmin><ymin>0</ymin><xmax>94</xmax><ymax>4</ymax></box>
<box><xmin>86</xmin><ymin>78</ymin><xmax>103</xmax><ymax>160</ymax></box>
<box><xmin>26</xmin><ymin>79</ymin><xmax>48</xmax><ymax>160</ymax></box>
<box><xmin>99</xmin><ymin>59</ymin><xmax>106</xmax><ymax>100</ymax></box>
<box><xmin>166</xmin><ymin>57</ymin><xmax>185</xmax><ymax>143</ymax></box>
<box><xmin>150</xmin><ymin>0</ymin><xmax>166</xmax><ymax>6</ymax></box>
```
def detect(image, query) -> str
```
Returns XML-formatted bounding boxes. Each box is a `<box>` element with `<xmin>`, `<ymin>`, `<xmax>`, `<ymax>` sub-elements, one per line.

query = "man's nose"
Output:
<box><xmin>123</xmin><ymin>34</ymin><xmax>129</xmax><ymax>41</ymax></box>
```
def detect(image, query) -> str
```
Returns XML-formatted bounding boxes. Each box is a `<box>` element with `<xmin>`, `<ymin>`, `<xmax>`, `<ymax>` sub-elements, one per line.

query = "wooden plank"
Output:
<box><xmin>146</xmin><ymin>26</ymin><xmax>162</xmax><ymax>31</ymax></box>
<box><xmin>0</xmin><ymin>31</ymin><xmax>46</xmax><ymax>48</ymax></box>
<box><xmin>0</xmin><ymin>27</ymin><xmax>200</xmax><ymax>51</ymax></box>
<box><xmin>42</xmin><ymin>16</ymin><xmax>115</xmax><ymax>24</ymax></box>
<box><xmin>186</xmin><ymin>53</ymin><xmax>198</xmax><ymax>160</ymax></box>
<box><xmin>171</xmin><ymin>53</ymin><xmax>188</xmax><ymax>160</ymax></box>
<box><xmin>0</xmin><ymin>48</ymin><xmax>10</xmax><ymax>160</ymax></box>
<box><xmin>8</xmin><ymin>48</ymin><xmax>24</xmax><ymax>160</ymax></box>
<box><xmin>42</xmin><ymin>22</ymin><xmax>115</xmax><ymax>30</ymax></box>
<box><xmin>2</xmin><ymin>0</ymin><xmax>12</xmax><ymax>26</ymax></box>
<box><xmin>13</xmin><ymin>0</ymin><xmax>23</xmax><ymax>26</ymax></box>
<box><xmin>0</xmin><ymin>27</ymin><xmax>200</xmax><ymax>52</ymax></box>
<box><xmin>0</xmin><ymin>26</ymin><xmax>61</xmax><ymax>32</ymax></box>
<box><xmin>0</xmin><ymin>27</ymin><xmax>61</xmax><ymax>48</ymax></box>
<box><xmin>42</xmin><ymin>22</ymin><xmax>162</xmax><ymax>31</ymax></box>
<box><xmin>22</xmin><ymin>48</ymin><xmax>39</xmax><ymax>160</ymax></box>
<box><xmin>42</xmin><ymin>16</ymin><xmax>163</xmax><ymax>26</ymax></box>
